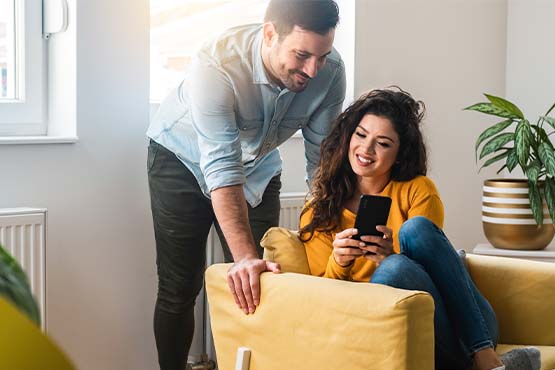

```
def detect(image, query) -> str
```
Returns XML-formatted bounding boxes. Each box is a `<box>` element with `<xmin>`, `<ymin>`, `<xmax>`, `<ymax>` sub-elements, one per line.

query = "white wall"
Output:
<box><xmin>282</xmin><ymin>0</ymin><xmax>508</xmax><ymax>251</ymax></box>
<box><xmin>0</xmin><ymin>1</ymin><xmax>155</xmax><ymax>370</ymax></box>
<box><xmin>0</xmin><ymin>0</ymin><xmax>524</xmax><ymax>369</ymax></box>
<box><xmin>506</xmin><ymin>0</ymin><xmax>555</xmax><ymax>118</ymax></box>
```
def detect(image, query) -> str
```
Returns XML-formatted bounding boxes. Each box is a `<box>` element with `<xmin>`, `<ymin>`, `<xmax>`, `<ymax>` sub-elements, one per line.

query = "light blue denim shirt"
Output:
<box><xmin>147</xmin><ymin>24</ymin><xmax>346</xmax><ymax>207</ymax></box>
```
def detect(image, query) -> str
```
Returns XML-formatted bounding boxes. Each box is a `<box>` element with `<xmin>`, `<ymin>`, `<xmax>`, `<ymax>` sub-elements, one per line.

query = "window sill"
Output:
<box><xmin>0</xmin><ymin>136</ymin><xmax>79</xmax><ymax>145</ymax></box>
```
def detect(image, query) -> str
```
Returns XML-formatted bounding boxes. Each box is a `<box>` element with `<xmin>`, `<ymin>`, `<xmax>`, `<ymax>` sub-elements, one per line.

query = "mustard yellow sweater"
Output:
<box><xmin>300</xmin><ymin>176</ymin><xmax>444</xmax><ymax>282</ymax></box>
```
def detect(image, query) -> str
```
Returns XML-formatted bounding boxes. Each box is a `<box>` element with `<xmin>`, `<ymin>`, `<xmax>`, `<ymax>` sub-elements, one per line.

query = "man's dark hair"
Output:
<box><xmin>264</xmin><ymin>0</ymin><xmax>339</xmax><ymax>37</ymax></box>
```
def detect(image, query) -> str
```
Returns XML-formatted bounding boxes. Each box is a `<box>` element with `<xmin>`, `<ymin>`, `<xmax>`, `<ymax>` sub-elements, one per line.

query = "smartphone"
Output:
<box><xmin>353</xmin><ymin>195</ymin><xmax>392</xmax><ymax>241</ymax></box>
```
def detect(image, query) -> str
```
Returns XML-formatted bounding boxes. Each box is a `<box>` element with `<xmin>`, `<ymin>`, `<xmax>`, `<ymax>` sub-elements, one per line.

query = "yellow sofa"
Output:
<box><xmin>205</xmin><ymin>227</ymin><xmax>555</xmax><ymax>370</ymax></box>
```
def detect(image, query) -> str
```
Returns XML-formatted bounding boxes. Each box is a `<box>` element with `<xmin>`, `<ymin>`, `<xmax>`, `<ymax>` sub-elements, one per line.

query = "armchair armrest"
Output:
<box><xmin>205</xmin><ymin>263</ymin><xmax>434</xmax><ymax>370</ymax></box>
<box><xmin>467</xmin><ymin>254</ymin><xmax>555</xmax><ymax>345</ymax></box>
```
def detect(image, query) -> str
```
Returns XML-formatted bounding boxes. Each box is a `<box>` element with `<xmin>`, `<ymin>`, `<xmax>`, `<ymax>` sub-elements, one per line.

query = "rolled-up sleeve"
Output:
<box><xmin>188</xmin><ymin>56</ymin><xmax>245</xmax><ymax>192</ymax></box>
<box><xmin>302</xmin><ymin>60</ymin><xmax>346</xmax><ymax>184</ymax></box>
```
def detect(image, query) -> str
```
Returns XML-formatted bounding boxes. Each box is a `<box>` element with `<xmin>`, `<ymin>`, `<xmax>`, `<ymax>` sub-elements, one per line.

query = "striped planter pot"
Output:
<box><xmin>482</xmin><ymin>179</ymin><xmax>555</xmax><ymax>250</ymax></box>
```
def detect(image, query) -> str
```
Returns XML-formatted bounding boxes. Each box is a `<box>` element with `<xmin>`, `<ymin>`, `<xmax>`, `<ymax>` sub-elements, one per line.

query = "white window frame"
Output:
<box><xmin>0</xmin><ymin>0</ymin><xmax>77</xmax><ymax>145</ymax></box>
<box><xmin>0</xmin><ymin>0</ymin><xmax>46</xmax><ymax>136</ymax></box>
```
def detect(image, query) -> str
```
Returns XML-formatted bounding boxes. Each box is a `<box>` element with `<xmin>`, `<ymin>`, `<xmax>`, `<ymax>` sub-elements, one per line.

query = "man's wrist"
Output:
<box><xmin>234</xmin><ymin>251</ymin><xmax>259</xmax><ymax>262</ymax></box>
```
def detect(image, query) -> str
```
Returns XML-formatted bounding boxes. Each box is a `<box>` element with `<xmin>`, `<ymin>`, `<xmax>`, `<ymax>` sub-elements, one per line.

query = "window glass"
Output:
<box><xmin>0</xmin><ymin>0</ymin><xmax>16</xmax><ymax>99</ymax></box>
<box><xmin>150</xmin><ymin>0</ymin><xmax>270</xmax><ymax>102</ymax></box>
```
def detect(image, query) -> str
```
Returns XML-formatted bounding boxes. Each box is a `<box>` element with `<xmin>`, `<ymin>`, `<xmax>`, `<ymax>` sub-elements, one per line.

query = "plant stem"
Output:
<box><xmin>544</xmin><ymin>101</ymin><xmax>555</xmax><ymax>117</ymax></box>
<box><xmin>539</xmin><ymin>101</ymin><xmax>555</xmax><ymax>128</ymax></box>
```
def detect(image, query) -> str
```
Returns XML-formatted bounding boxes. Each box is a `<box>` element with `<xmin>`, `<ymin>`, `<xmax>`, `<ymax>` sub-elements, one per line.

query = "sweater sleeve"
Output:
<box><xmin>407</xmin><ymin>177</ymin><xmax>445</xmax><ymax>228</ymax></box>
<box><xmin>300</xmin><ymin>208</ymin><xmax>353</xmax><ymax>280</ymax></box>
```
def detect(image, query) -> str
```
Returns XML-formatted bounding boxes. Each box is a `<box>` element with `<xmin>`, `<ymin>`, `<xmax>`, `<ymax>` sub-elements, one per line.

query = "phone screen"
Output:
<box><xmin>353</xmin><ymin>195</ymin><xmax>392</xmax><ymax>241</ymax></box>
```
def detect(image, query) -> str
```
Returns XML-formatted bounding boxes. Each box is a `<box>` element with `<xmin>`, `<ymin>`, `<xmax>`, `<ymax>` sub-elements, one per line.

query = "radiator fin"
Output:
<box><xmin>0</xmin><ymin>208</ymin><xmax>47</xmax><ymax>330</ymax></box>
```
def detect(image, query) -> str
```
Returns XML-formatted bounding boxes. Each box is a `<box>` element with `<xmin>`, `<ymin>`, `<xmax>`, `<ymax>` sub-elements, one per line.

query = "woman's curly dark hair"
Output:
<box><xmin>299</xmin><ymin>87</ymin><xmax>427</xmax><ymax>241</ymax></box>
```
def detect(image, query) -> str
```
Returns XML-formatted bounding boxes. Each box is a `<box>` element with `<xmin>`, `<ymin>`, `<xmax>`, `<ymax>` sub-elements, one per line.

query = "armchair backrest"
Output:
<box><xmin>467</xmin><ymin>254</ymin><xmax>555</xmax><ymax>346</ymax></box>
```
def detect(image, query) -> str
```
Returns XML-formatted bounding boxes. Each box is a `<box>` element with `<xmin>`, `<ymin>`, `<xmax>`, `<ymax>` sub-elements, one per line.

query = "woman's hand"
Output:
<box><xmin>332</xmin><ymin>228</ymin><xmax>365</xmax><ymax>267</ymax></box>
<box><xmin>359</xmin><ymin>225</ymin><xmax>394</xmax><ymax>265</ymax></box>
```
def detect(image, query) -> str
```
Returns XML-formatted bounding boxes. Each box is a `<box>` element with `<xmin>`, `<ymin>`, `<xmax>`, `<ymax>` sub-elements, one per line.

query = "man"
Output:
<box><xmin>146</xmin><ymin>0</ymin><xmax>345</xmax><ymax>369</ymax></box>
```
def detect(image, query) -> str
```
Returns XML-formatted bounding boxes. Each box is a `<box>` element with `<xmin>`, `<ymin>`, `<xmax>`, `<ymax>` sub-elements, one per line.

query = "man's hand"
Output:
<box><xmin>227</xmin><ymin>258</ymin><xmax>281</xmax><ymax>314</ymax></box>
<box><xmin>211</xmin><ymin>184</ymin><xmax>281</xmax><ymax>314</ymax></box>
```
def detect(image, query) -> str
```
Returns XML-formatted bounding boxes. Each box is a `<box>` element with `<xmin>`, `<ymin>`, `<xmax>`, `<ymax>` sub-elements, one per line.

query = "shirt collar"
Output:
<box><xmin>252</xmin><ymin>29</ymin><xmax>272</xmax><ymax>86</ymax></box>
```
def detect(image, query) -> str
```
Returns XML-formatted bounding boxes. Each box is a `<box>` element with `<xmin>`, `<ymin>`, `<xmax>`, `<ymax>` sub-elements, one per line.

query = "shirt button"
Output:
<box><xmin>298</xmin><ymin>124</ymin><xmax>303</xmax><ymax>128</ymax></box>
<box><xmin>271</xmin><ymin>121</ymin><xmax>277</xmax><ymax>126</ymax></box>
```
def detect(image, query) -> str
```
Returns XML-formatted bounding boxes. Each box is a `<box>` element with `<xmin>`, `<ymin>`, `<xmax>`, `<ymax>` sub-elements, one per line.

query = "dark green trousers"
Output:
<box><xmin>147</xmin><ymin>140</ymin><xmax>281</xmax><ymax>370</ymax></box>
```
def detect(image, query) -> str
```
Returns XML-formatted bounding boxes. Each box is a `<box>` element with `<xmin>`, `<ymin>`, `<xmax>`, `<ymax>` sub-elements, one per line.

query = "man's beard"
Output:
<box><xmin>282</xmin><ymin>70</ymin><xmax>311</xmax><ymax>93</ymax></box>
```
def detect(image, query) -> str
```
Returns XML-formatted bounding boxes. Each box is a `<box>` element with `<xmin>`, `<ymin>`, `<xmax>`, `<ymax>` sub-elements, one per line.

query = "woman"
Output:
<box><xmin>299</xmin><ymin>88</ymin><xmax>540</xmax><ymax>370</ymax></box>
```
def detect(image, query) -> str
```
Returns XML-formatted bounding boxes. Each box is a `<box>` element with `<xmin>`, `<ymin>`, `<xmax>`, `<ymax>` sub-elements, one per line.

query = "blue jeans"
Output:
<box><xmin>370</xmin><ymin>217</ymin><xmax>498</xmax><ymax>370</ymax></box>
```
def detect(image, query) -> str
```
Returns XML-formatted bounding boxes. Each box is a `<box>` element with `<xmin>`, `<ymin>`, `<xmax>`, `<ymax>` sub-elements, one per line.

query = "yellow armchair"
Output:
<box><xmin>205</xmin><ymin>227</ymin><xmax>555</xmax><ymax>370</ymax></box>
<box><xmin>0</xmin><ymin>297</ymin><xmax>75</xmax><ymax>370</ymax></box>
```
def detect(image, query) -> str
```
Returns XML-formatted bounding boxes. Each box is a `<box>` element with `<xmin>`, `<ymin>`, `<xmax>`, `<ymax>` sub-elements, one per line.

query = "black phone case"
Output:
<box><xmin>353</xmin><ymin>195</ymin><xmax>392</xmax><ymax>241</ymax></box>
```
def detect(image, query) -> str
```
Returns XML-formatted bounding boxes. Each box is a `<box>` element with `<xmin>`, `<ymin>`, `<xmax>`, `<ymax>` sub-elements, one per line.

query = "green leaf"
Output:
<box><xmin>541</xmin><ymin>116</ymin><xmax>555</xmax><ymax>130</ymax></box>
<box><xmin>496</xmin><ymin>164</ymin><xmax>508</xmax><ymax>175</ymax></box>
<box><xmin>479</xmin><ymin>149</ymin><xmax>510</xmax><ymax>171</ymax></box>
<box><xmin>532</xmin><ymin>125</ymin><xmax>552</xmax><ymax>146</ymax></box>
<box><xmin>526</xmin><ymin>159</ymin><xmax>541</xmax><ymax>184</ymax></box>
<box><xmin>545</xmin><ymin>177</ymin><xmax>555</xmax><ymax>223</ymax></box>
<box><xmin>538</xmin><ymin>142</ymin><xmax>555</xmax><ymax>177</ymax></box>
<box><xmin>507</xmin><ymin>149</ymin><xmax>519</xmax><ymax>172</ymax></box>
<box><xmin>0</xmin><ymin>245</ymin><xmax>41</xmax><ymax>326</ymax></box>
<box><xmin>464</xmin><ymin>102</ymin><xmax>519</xmax><ymax>119</ymax></box>
<box><xmin>515</xmin><ymin>120</ymin><xmax>532</xmax><ymax>167</ymax></box>
<box><xmin>528</xmin><ymin>182</ymin><xmax>544</xmax><ymax>226</ymax></box>
<box><xmin>475</xmin><ymin>120</ymin><xmax>512</xmax><ymax>160</ymax></box>
<box><xmin>479</xmin><ymin>132</ymin><xmax>514</xmax><ymax>160</ymax></box>
<box><xmin>484</xmin><ymin>94</ymin><xmax>525</xmax><ymax>119</ymax></box>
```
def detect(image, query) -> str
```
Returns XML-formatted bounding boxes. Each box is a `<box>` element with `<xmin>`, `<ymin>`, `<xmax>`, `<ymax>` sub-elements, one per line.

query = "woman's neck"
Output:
<box><xmin>357</xmin><ymin>174</ymin><xmax>391</xmax><ymax>196</ymax></box>
<box><xmin>344</xmin><ymin>175</ymin><xmax>391</xmax><ymax>213</ymax></box>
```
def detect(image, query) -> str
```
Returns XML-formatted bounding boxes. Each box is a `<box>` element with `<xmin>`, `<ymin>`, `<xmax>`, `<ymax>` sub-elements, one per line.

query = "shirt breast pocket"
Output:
<box><xmin>237</xmin><ymin>119</ymin><xmax>262</xmax><ymax>139</ymax></box>
<box><xmin>237</xmin><ymin>119</ymin><xmax>264</xmax><ymax>147</ymax></box>
<box><xmin>278</xmin><ymin>117</ymin><xmax>308</xmax><ymax>143</ymax></box>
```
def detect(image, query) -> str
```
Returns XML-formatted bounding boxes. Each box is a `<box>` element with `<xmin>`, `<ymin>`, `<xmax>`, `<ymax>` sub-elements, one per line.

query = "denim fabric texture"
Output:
<box><xmin>371</xmin><ymin>216</ymin><xmax>498</xmax><ymax>370</ymax></box>
<box><xmin>147</xmin><ymin>24</ymin><xmax>346</xmax><ymax>207</ymax></box>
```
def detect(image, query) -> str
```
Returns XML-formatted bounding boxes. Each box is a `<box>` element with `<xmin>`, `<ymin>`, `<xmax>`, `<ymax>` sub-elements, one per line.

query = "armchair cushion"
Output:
<box><xmin>261</xmin><ymin>227</ymin><xmax>310</xmax><ymax>274</ymax></box>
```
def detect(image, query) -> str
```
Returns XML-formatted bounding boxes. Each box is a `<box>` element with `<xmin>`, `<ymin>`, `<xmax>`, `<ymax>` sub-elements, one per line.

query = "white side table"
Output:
<box><xmin>473</xmin><ymin>243</ymin><xmax>555</xmax><ymax>263</ymax></box>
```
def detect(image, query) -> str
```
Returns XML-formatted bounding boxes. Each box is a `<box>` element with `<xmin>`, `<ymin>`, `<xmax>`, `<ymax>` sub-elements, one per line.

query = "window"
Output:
<box><xmin>0</xmin><ymin>0</ymin><xmax>16</xmax><ymax>99</ymax></box>
<box><xmin>150</xmin><ymin>0</ymin><xmax>353</xmax><ymax>108</ymax></box>
<box><xmin>0</xmin><ymin>0</ymin><xmax>46</xmax><ymax>137</ymax></box>
<box><xmin>150</xmin><ymin>0</ymin><xmax>270</xmax><ymax>103</ymax></box>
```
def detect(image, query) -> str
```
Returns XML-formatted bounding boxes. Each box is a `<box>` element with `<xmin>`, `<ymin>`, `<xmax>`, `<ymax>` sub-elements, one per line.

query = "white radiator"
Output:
<box><xmin>0</xmin><ymin>208</ymin><xmax>47</xmax><ymax>330</ymax></box>
<box><xmin>278</xmin><ymin>192</ymin><xmax>306</xmax><ymax>230</ymax></box>
<box><xmin>191</xmin><ymin>192</ymin><xmax>307</xmax><ymax>366</ymax></box>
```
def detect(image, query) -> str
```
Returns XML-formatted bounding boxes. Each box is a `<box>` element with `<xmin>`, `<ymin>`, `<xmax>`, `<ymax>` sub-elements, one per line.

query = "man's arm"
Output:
<box><xmin>188</xmin><ymin>57</ymin><xmax>280</xmax><ymax>314</ymax></box>
<box><xmin>211</xmin><ymin>185</ymin><xmax>280</xmax><ymax>315</ymax></box>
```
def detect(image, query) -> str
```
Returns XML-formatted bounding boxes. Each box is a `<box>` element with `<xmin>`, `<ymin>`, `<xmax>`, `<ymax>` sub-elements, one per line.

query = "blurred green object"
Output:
<box><xmin>0</xmin><ymin>244</ymin><xmax>41</xmax><ymax>326</ymax></box>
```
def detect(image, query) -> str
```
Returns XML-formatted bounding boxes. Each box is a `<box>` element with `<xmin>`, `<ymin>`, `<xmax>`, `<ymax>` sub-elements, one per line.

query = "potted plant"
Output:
<box><xmin>465</xmin><ymin>94</ymin><xmax>555</xmax><ymax>250</ymax></box>
<box><xmin>0</xmin><ymin>243</ymin><xmax>41</xmax><ymax>325</ymax></box>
